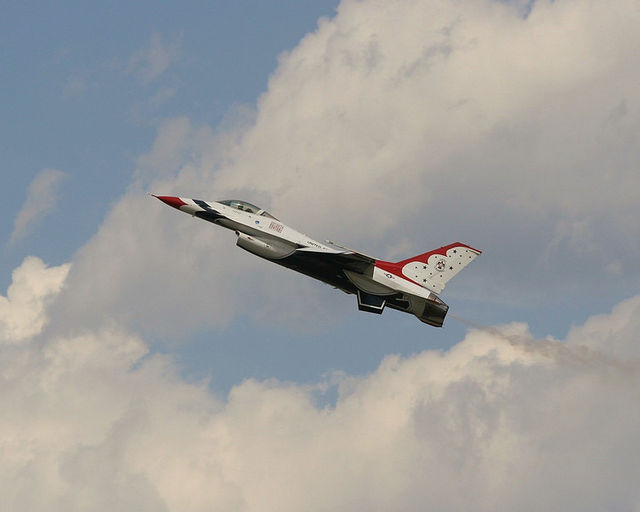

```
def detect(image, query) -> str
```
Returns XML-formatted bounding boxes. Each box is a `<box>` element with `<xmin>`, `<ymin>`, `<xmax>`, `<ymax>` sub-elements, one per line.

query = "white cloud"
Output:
<box><xmin>566</xmin><ymin>293</ymin><xmax>640</xmax><ymax>360</ymax></box>
<box><xmin>127</xmin><ymin>32</ymin><xmax>181</xmax><ymax>84</ymax></box>
<box><xmin>211</xmin><ymin>0</ymin><xmax>640</xmax><ymax>301</ymax></box>
<box><xmin>51</xmin><ymin>0</ymin><xmax>640</xmax><ymax>335</ymax></box>
<box><xmin>0</xmin><ymin>256</ymin><xmax>70</xmax><ymax>343</ymax></box>
<box><xmin>10</xmin><ymin>169</ymin><xmax>68</xmax><ymax>245</ymax></box>
<box><xmin>2</xmin><ymin>255</ymin><xmax>640</xmax><ymax>510</ymax></box>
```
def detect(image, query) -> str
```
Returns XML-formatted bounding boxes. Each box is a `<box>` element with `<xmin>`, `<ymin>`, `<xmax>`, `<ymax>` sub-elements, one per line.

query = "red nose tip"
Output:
<box><xmin>153</xmin><ymin>195</ymin><xmax>187</xmax><ymax>210</ymax></box>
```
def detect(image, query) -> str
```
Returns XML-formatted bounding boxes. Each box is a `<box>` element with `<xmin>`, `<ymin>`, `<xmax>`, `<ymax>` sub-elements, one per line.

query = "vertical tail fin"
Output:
<box><xmin>395</xmin><ymin>242</ymin><xmax>481</xmax><ymax>294</ymax></box>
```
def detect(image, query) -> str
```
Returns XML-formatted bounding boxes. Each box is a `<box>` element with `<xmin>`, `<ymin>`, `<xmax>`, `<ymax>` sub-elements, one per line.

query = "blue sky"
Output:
<box><xmin>2</xmin><ymin>1</ymin><xmax>640</xmax><ymax>509</ymax></box>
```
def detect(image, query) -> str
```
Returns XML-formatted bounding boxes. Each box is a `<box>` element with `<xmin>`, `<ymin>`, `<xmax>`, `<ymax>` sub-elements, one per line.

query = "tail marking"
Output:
<box><xmin>376</xmin><ymin>242</ymin><xmax>481</xmax><ymax>294</ymax></box>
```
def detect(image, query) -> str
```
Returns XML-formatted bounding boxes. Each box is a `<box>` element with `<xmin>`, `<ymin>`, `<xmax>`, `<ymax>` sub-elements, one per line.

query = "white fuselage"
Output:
<box><xmin>177</xmin><ymin>197</ymin><xmax>436</xmax><ymax>301</ymax></box>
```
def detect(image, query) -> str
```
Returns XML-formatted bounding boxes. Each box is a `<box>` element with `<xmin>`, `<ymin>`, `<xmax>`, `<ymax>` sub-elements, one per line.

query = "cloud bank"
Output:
<box><xmin>2</xmin><ymin>257</ymin><xmax>640</xmax><ymax>511</ymax></box>
<box><xmin>48</xmin><ymin>0</ymin><xmax>640</xmax><ymax>336</ymax></box>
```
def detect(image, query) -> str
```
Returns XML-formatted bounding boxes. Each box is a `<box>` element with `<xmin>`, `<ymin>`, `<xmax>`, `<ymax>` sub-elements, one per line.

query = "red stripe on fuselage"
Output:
<box><xmin>375</xmin><ymin>260</ymin><xmax>423</xmax><ymax>287</ymax></box>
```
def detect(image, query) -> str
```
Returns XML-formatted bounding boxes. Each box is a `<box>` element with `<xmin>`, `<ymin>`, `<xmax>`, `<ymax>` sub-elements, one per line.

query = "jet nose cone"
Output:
<box><xmin>153</xmin><ymin>195</ymin><xmax>187</xmax><ymax>210</ymax></box>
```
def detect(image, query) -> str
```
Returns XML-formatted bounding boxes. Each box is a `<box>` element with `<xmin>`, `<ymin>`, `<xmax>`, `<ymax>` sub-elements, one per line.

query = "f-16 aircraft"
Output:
<box><xmin>153</xmin><ymin>195</ymin><xmax>481</xmax><ymax>327</ymax></box>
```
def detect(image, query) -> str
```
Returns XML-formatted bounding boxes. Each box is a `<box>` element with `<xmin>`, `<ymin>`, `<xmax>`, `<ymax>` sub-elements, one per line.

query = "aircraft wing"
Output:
<box><xmin>280</xmin><ymin>247</ymin><xmax>378</xmax><ymax>296</ymax></box>
<box><xmin>294</xmin><ymin>247</ymin><xmax>375</xmax><ymax>273</ymax></box>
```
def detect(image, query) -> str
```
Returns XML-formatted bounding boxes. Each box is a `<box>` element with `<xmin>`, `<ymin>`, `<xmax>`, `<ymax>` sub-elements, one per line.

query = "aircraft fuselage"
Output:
<box><xmin>154</xmin><ymin>196</ymin><xmax>481</xmax><ymax>327</ymax></box>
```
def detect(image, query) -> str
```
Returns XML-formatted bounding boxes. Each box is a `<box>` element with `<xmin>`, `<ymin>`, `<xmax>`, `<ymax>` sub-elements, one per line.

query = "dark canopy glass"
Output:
<box><xmin>219</xmin><ymin>199</ymin><xmax>278</xmax><ymax>219</ymax></box>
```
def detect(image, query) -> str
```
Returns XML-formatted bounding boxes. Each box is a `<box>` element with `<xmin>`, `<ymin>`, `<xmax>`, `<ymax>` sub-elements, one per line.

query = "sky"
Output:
<box><xmin>1</xmin><ymin>0</ymin><xmax>640</xmax><ymax>510</ymax></box>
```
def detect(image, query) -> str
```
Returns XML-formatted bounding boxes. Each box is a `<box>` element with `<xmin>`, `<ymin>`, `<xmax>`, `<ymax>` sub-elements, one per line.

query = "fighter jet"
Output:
<box><xmin>153</xmin><ymin>195</ymin><xmax>481</xmax><ymax>327</ymax></box>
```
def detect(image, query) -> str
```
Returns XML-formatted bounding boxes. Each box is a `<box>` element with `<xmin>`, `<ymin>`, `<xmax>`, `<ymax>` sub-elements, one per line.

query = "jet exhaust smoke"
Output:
<box><xmin>450</xmin><ymin>314</ymin><xmax>640</xmax><ymax>379</ymax></box>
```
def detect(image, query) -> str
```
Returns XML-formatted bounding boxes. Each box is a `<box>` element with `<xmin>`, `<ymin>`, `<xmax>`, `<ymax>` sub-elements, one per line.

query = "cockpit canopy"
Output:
<box><xmin>219</xmin><ymin>199</ymin><xmax>278</xmax><ymax>220</ymax></box>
